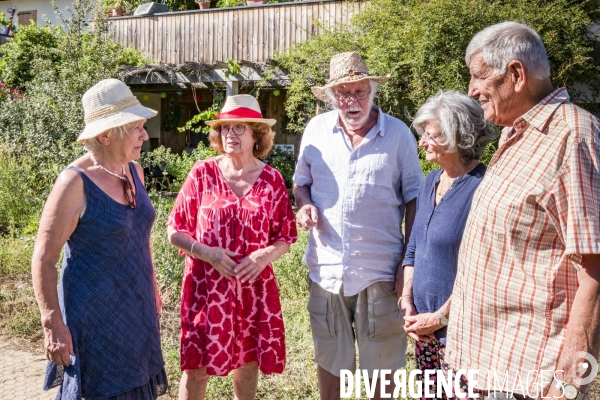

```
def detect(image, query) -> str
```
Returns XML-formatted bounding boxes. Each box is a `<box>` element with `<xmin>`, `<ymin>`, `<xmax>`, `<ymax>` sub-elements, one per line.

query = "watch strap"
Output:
<box><xmin>436</xmin><ymin>310</ymin><xmax>448</xmax><ymax>326</ymax></box>
<box><xmin>554</xmin><ymin>377</ymin><xmax>587</xmax><ymax>400</ymax></box>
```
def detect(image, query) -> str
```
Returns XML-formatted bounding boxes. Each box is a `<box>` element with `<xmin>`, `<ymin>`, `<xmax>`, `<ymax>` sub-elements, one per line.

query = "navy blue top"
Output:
<box><xmin>402</xmin><ymin>163</ymin><xmax>486</xmax><ymax>343</ymax></box>
<box><xmin>44</xmin><ymin>163</ymin><xmax>166</xmax><ymax>399</ymax></box>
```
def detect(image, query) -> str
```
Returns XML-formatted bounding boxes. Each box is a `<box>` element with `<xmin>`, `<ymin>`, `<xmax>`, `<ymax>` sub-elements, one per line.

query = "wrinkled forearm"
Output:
<box><xmin>402</xmin><ymin>265</ymin><xmax>414</xmax><ymax>298</ymax></box>
<box><xmin>293</xmin><ymin>184</ymin><xmax>313</xmax><ymax>209</ymax></box>
<box><xmin>403</xmin><ymin>199</ymin><xmax>417</xmax><ymax>258</ymax></box>
<box><xmin>438</xmin><ymin>297</ymin><xmax>451</xmax><ymax>319</ymax></box>
<box><xmin>32</xmin><ymin>258</ymin><xmax>63</xmax><ymax>329</ymax></box>
<box><xmin>255</xmin><ymin>240</ymin><xmax>291</xmax><ymax>266</ymax></box>
<box><xmin>555</xmin><ymin>254</ymin><xmax>600</xmax><ymax>392</ymax></box>
<box><xmin>167</xmin><ymin>226</ymin><xmax>213</xmax><ymax>262</ymax></box>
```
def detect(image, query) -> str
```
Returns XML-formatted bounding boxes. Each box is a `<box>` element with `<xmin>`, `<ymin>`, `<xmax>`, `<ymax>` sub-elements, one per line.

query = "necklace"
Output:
<box><xmin>436</xmin><ymin>164</ymin><xmax>469</xmax><ymax>199</ymax></box>
<box><xmin>90</xmin><ymin>153</ymin><xmax>126</xmax><ymax>180</ymax></box>
<box><xmin>436</xmin><ymin>175</ymin><xmax>452</xmax><ymax>198</ymax></box>
<box><xmin>89</xmin><ymin>153</ymin><xmax>137</xmax><ymax>209</ymax></box>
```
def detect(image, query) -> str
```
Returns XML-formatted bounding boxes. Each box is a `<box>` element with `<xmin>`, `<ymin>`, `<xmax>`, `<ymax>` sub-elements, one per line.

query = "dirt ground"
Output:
<box><xmin>0</xmin><ymin>336</ymin><xmax>58</xmax><ymax>400</ymax></box>
<box><xmin>1</xmin><ymin>332</ymin><xmax>599</xmax><ymax>400</ymax></box>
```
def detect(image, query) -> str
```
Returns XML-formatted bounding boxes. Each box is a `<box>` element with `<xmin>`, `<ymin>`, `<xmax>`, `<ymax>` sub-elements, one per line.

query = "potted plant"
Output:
<box><xmin>104</xmin><ymin>0</ymin><xmax>130</xmax><ymax>17</ymax></box>
<box><xmin>195</xmin><ymin>0</ymin><xmax>211</xmax><ymax>9</ymax></box>
<box><xmin>246</xmin><ymin>0</ymin><xmax>267</xmax><ymax>5</ymax></box>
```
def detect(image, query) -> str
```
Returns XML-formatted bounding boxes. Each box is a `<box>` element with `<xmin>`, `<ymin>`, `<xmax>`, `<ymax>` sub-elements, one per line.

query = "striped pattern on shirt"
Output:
<box><xmin>445</xmin><ymin>88</ymin><xmax>600</xmax><ymax>393</ymax></box>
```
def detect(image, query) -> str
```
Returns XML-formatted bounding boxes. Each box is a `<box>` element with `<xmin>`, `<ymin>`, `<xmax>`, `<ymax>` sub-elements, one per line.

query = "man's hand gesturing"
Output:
<box><xmin>296</xmin><ymin>204</ymin><xmax>319</xmax><ymax>231</ymax></box>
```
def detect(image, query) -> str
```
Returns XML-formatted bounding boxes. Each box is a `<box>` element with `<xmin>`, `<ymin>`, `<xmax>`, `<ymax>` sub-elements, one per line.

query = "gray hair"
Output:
<box><xmin>82</xmin><ymin>120</ymin><xmax>144</xmax><ymax>152</ymax></box>
<box><xmin>324</xmin><ymin>80</ymin><xmax>380</xmax><ymax>109</ymax></box>
<box><xmin>465</xmin><ymin>21</ymin><xmax>550</xmax><ymax>79</ymax></box>
<box><xmin>412</xmin><ymin>90</ymin><xmax>497</xmax><ymax>164</ymax></box>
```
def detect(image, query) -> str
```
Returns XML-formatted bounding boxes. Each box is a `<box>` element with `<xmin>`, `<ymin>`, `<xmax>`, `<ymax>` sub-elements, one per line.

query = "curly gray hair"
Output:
<box><xmin>412</xmin><ymin>90</ymin><xmax>497</xmax><ymax>164</ymax></box>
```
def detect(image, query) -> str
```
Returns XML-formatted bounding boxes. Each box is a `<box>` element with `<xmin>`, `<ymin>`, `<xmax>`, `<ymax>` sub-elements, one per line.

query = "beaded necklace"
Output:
<box><xmin>90</xmin><ymin>153</ymin><xmax>126</xmax><ymax>181</ymax></box>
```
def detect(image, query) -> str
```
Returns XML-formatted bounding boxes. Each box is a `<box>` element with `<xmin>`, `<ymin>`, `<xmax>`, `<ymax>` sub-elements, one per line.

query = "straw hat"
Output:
<box><xmin>205</xmin><ymin>94</ymin><xmax>276</xmax><ymax>127</ymax></box>
<box><xmin>77</xmin><ymin>79</ymin><xmax>157</xmax><ymax>142</ymax></box>
<box><xmin>311</xmin><ymin>52</ymin><xmax>389</xmax><ymax>102</ymax></box>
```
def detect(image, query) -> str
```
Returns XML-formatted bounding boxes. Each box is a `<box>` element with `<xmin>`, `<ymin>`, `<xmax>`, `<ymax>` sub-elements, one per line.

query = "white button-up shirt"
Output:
<box><xmin>294</xmin><ymin>107</ymin><xmax>423</xmax><ymax>295</ymax></box>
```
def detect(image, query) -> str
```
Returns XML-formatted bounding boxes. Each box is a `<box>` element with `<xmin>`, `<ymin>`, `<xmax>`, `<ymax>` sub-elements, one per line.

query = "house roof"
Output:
<box><xmin>120</xmin><ymin>60</ymin><xmax>291</xmax><ymax>89</ymax></box>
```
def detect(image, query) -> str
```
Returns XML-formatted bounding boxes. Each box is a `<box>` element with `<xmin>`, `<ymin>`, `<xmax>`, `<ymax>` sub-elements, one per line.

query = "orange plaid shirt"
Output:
<box><xmin>445</xmin><ymin>88</ymin><xmax>600</xmax><ymax>393</ymax></box>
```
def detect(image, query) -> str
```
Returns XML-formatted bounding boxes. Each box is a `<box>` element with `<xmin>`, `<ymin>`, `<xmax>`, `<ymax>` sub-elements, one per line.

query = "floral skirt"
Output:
<box><xmin>415</xmin><ymin>337</ymin><xmax>482</xmax><ymax>400</ymax></box>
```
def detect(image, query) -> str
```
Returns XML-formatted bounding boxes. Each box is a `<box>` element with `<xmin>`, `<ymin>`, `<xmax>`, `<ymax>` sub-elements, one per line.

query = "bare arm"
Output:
<box><xmin>167</xmin><ymin>226</ymin><xmax>237</xmax><ymax>278</ymax></box>
<box><xmin>235</xmin><ymin>241</ymin><xmax>291</xmax><ymax>283</ymax></box>
<box><xmin>293</xmin><ymin>184</ymin><xmax>318</xmax><ymax>231</ymax></box>
<box><xmin>545</xmin><ymin>254</ymin><xmax>600</xmax><ymax>398</ymax></box>
<box><xmin>400</xmin><ymin>265</ymin><xmax>419</xmax><ymax>339</ymax></box>
<box><xmin>394</xmin><ymin>198</ymin><xmax>417</xmax><ymax>296</ymax></box>
<box><xmin>404</xmin><ymin>295</ymin><xmax>451</xmax><ymax>340</ymax></box>
<box><xmin>31</xmin><ymin>170</ymin><xmax>85</xmax><ymax>366</ymax></box>
<box><xmin>403</xmin><ymin>198</ymin><xmax>417</xmax><ymax>258</ymax></box>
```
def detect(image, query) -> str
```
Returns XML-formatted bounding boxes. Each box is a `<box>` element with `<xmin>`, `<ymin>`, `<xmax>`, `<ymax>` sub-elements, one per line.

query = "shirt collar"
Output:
<box><xmin>511</xmin><ymin>87</ymin><xmax>570</xmax><ymax>136</ymax></box>
<box><xmin>333</xmin><ymin>105</ymin><xmax>384</xmax><ymax>137</ymax></box>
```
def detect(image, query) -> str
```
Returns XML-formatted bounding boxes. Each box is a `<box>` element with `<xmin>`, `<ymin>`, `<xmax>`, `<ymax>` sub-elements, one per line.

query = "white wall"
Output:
<box><xmin>0</xmin><ymin>0</ymin><xmax>80</xmax><ymax>28</ymax></box>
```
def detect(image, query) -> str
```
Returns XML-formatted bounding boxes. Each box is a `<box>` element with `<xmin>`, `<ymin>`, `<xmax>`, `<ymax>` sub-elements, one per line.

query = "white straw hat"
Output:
<box><xmin>205</xmin><ymin>94</ymin><xmax>276</xmax><ymax>127</ymax></box>
<box><xmin>311</xmin><ymin>52</ymin><xmax>390</xmax><ymax>102</ymax></box>
<box><xmin>77</xmin><ymin>78</ymin><xmax>157</xmax><ymax>141</ymax></box>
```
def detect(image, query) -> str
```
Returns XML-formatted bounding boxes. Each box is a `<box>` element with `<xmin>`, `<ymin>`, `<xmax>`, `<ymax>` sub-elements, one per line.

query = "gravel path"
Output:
<box><xmin>0</xmin><ymin>337</ymin><xmax>58</xmax><ymax>400</ymax></box>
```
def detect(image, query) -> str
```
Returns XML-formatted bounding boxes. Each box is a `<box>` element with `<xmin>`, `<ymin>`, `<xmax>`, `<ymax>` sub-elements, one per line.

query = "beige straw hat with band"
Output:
<box><xmin>311</xmin><ymin>52</ymin><xmax>390</xmax><ymax>102</ymax></box>
<box><xmin>77</xmin><ymin>78</ymin><xmax>157</xmax><ymax>142</ymax></box>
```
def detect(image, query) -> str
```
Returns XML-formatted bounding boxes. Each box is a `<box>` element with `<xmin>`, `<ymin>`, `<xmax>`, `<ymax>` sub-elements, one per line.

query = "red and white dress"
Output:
<box><xmin>167</xmin><ymin>158</ymin><xmax>297</xmax><ymax>376</ymax></box>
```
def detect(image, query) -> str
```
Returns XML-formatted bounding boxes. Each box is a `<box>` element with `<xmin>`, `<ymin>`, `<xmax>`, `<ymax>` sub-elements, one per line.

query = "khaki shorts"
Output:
<box><xmin>307</xmin><ymin>278</ymin><xmax>407</xmax><ymax>377</ymax></box>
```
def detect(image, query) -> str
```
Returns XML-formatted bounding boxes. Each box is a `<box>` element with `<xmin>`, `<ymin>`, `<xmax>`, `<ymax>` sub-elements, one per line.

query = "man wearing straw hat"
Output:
<box><xmin>293</xmin><ymin>52</ymin><xmax>423</xmax><ymax>399</ymax></box>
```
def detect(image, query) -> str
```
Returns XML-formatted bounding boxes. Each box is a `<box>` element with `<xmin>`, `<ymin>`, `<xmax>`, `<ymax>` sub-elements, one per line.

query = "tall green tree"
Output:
<box><xmin>0</xmin><ymin>0</ymin><xmax>150</xmax><ymax>196</ymax></box>
<box><xmin>275</xmin><ymin>0</ymin><xmax>600</xmax><ymax>134</ymax></box>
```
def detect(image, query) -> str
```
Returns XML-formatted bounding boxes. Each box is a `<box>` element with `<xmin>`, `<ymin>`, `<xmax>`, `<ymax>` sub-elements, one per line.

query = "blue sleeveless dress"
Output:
<box><xmin>44</xmin><ymin>163</ymin><xmax>167</xmax><ymax>400</ymax></box>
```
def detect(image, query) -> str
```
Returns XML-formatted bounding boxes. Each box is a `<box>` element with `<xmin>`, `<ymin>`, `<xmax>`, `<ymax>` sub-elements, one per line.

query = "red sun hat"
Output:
<box><xmin>205</xmin><ymin>94</ymin><xmax>276</xmax><ymax>127</ymax></box>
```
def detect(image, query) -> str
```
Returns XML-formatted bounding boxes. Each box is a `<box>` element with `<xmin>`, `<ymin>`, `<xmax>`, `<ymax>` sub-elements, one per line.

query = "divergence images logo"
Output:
<box><xmin>573</xmin><ymin>352</ymin><xmax>598</xmax><ymax>386</ymax></box>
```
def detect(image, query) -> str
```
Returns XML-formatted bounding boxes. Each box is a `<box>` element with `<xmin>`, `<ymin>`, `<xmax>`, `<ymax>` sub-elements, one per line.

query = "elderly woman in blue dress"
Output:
<box><xmin>400</xmin><ymin>90</ymin><xmax>496</xmax><ymax>399</ymax></box>
<box><xmin>31</xmin><ymin>79</ymin><xmax>167</xmax><ymax>399</ymax></box>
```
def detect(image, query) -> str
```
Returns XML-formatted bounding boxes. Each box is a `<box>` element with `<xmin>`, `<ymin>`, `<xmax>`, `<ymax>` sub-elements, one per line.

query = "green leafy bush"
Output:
<box><xmin>269</xmin><ymin>146</ymin><xmax>295</xmax><ymax>189</ymax></box>
<box><xmin>0</xmin><ymin>24</ymin><xmax>60</xmax><ymax>86</ymax></box>
<box><xmin>0</xmin><ymin>12</ymin><xmax>14</xmax><ymax>33</ymax></box>
<box><xmin>0</xmin><ymin>146</ymin><xmax>52</xmax><ymax>233</ymax></box>
<box><xmin>0</xmin><ymin>0</ymin><xmax>151</xmax><ymax>232</ymax></box>
<box><xmin>178</xmin><ymin>104</ymin><xmax>220</xmax><ymax>135</ymax></box>
<box><xmin>140</xmin><ymin>144</ymin><xmax>218</xmax><ymax>191</ymax></box>
<box><xmin>275</xmin><ymin>0</ymin><xmax>600</xmax><ymax>136</ymax></box>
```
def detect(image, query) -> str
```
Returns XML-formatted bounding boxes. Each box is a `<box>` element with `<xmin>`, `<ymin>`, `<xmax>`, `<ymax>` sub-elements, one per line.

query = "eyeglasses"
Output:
<box><xmin>122</xmin><ymin>176</ymin><xmax>137</xmax><ymax>209</ymax></box>
<box><xmin>420</xmin><ymin>130</ymin><xmax>443</xmax><ymax>145</ymax></box>
<box><xmin>218</xmin><ymin>124</ymin><xmax>247</xmax><ymax>136</ymax></box>
<box><xmin>334</xmin><ymin>90</ymin><xmax>371</xmax><ymax>101</ymax></box>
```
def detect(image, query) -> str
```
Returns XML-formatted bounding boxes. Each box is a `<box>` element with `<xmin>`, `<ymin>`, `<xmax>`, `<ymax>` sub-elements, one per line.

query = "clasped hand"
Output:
<box><xmin>203</xmin><ymin>246</ymin><xmax>268</xmax><ymax>283</ymax></box>
<box><xmin>403</xmin><ymin>311</ymin><xmax>444</xmax><ymax>342</ymax></box>
<box><xmin>399</xmin><ymin>298</ymin><xmax>444</xmax><ymax>341</ymax></box>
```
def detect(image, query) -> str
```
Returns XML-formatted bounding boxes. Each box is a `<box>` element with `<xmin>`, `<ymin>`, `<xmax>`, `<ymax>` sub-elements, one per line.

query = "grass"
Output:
<box><xmin>0</xmin><ymin>194</ymin><xmax>419</xmax><ymax>399</ymax></box>
<box><xmin>0</xmin><ymin>235</ymin><xmax>43</xmax><ymax>344</ymax></box>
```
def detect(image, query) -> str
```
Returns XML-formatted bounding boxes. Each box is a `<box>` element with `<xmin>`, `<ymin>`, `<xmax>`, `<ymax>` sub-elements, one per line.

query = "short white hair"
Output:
<box><xmin>324</xmin><ymin>80</ymin><xmax>380</xmax><ymax>109</ymax></box>
<box><xmin>412</xmin><ymin>90</ymin><xmax>497</xmax><ymax>164</ymax></box>
<box><xmin>82</xmin><ymin>120</ymin><xmax>145</xmax><ymax>152</ymax></box>
<box><xmin>465</xmin><ymin>21</ymin><xmax>550</xmax><ymax>79</ymax></box>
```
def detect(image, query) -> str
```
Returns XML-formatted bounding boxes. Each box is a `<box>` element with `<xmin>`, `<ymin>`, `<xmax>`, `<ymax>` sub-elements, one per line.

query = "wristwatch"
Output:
<box><xmin>436</xmin><ymin>310</ymin><xmax>448</xmax><ymax>326</ymax></box>
<box><xmin>553</xmin><ymin>377</ymin><xmax>587</xmax><ymax>400</ymax></box>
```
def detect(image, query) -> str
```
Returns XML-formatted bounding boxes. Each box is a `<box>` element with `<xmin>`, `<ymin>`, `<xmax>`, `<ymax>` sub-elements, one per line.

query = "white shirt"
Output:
<box><xmin>293</xmin><ymin>107</ymin><xmax>423</xmax><ymax>295</ymax></box>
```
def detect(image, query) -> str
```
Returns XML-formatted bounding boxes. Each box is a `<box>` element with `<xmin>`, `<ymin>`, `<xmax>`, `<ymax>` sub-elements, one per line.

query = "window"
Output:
<box><xmin>17</xmin><ymin>10</ymin><xmax>37</xmax><ymax>26</ymax></box>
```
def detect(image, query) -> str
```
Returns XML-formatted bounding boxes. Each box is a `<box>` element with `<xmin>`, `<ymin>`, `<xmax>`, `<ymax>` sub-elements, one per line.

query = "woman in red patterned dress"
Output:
<box><xmin>167</xmin><ymin>95</ymin><xmax>297</xmax><ymax>400</ymax></box>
